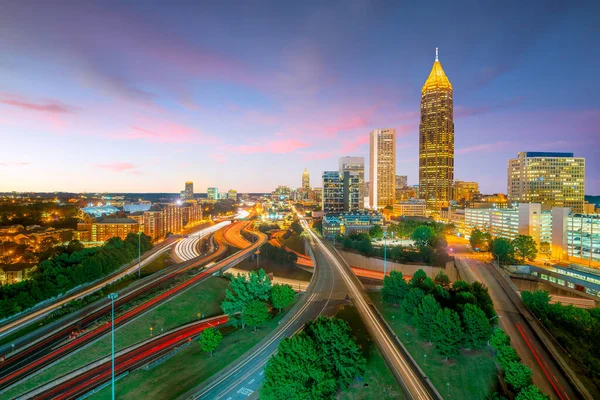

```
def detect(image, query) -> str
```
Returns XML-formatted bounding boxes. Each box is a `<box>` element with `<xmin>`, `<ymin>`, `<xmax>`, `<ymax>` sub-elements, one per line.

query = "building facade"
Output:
<box><xmin>392</xmin><ymin>200</ymin><xmax>427</xmax><ymax>217</ymax></box>
<box><xmin>396</xmin><ymin>175</ymin><xmax>408</xmax><ymax>189</ymax></box>
<box><xmin>302</xmin><ymin>168</ymin><xmax>310</xmax><ymax>190</ymax></box>
<box><xmin>453</xmin><ymin>181</ymin><xmax>480</xmax><ymax>206</ymax></box>
<box><xmin>369</xmin><ymin>128</ymin><xmax>396</xmax><ymax>209</ymax></box>
<box><xmin>508</xmin><ymin>152</ymin><xmax>585</xmax><ymax>212</ymax></box>
<box><xmin>419</xmin><ymin>48</ymin><xmax>454</xmax><ymax>210</ymax></box>
<box><xmin>207</xmin><ymin>187</ymin><xmax>219</xmax><ymax>201</ymax></box>
<box><xmin>90</xmin><ymin>218</ymin><xmax>140</xmax><ymax>242</ymax></box>
<box><xmin>184</xmin><ymin>181</ymin><xmax>194</xmax><ymax>200</ymax></box>
<box><xmin>339</xmin><ymin>156</ymin><xmax>365</xmax><ymax>210</ymax></box>
<box><xmin>322</xmin><ymin>211</ymin><xmax>383</xmax><ymax>238</ymax></box>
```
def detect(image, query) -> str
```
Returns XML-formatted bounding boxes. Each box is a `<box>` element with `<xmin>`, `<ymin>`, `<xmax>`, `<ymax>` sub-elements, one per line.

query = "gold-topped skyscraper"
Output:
<box><xmin>419</xmin><ymin>48</ymin><xmax>454</xmax><ymax>210</ymax></box>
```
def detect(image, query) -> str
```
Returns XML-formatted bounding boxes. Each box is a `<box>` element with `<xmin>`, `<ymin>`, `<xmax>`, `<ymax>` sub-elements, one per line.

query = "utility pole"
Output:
<box><xmin>108</xmin><ymin>293</ymin><xmax>118</xmax><ymax>400</ymax></box>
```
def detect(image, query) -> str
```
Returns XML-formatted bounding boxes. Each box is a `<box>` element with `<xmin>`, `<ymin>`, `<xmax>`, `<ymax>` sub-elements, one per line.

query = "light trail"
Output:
<box><xmin>174</xmin><ymin>222</ymin><xmax>230</xmax><ymax>261</ymax></box>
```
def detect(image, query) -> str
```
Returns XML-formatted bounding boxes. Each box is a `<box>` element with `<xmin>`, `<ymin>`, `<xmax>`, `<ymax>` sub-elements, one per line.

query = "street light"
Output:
<box><xmin>138</xmin><ymin>231</ymin><xmax>142</xmax><ymax>279</ymax></box>
<box><xmin>107</xmin><ymin>293</ymin><xmax>118</xmax><ymax>400</ymax></box>
<box><xmin>383</xmin><ymin>229</ymin><xmax>388</xmax><ymax>277</ymax></box>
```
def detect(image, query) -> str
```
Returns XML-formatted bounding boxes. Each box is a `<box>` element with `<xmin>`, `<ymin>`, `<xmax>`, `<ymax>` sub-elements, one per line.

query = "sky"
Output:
<box><xmin>0</xmin><ymin>0</ymin><xmax>598</xmax><ymax>194</ymax></box>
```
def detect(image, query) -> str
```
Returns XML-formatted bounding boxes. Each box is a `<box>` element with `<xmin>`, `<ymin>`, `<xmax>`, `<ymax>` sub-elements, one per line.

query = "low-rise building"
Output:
<box><xmin>392</xmin><ymin>200</ymin><xmax>426</xmax><ymax>217</ymax></box>
<box><xmin>322</xmin><ymin>211</ymin><xmax>383</xmax><ymax>238</ymax></box>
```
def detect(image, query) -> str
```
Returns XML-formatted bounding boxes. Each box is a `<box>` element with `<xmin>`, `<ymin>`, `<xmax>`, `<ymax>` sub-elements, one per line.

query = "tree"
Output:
<box><xmin>221</xmin><ymin>270</ymin><xmax>272</xmax><ymax>327</ymax></box>
<box><xmin>409</xmin><ymin>269</ymin><xmax>428</xmax><ymax>288</ymax></box>
<box><xmin>521</xmin><ymin>290</ymin><xmax>551</xmax><ymax>319</ymax></box>
<box><xmin>512</xmin><ymin>235</ymin><xmax>537</xmax><ymax>263</ymax></box>
<box><xmin>342</xmin><ymin>236</ymin><xmax>353</xmax><ymax>249</ymax></box>
<box><xmin>431</xmin><ymin>308</ymin><xmax>464</xmax><ymax>358</ymax></box>
<box><xmin>246</xmin><ymin>269</ymin><xmax>273</xmax><ymax>301</ymax></box>
<box><xmin>411</xmin><ymin>226</ymin><xmax>435</xmax><ymax>248</ymax></box>
<box><xmin>504</xmin><ymin>361</ymin><xmax>533</xmax><ymax>391</ymax></box>
<box><xmin>462</xmin><ymin>304</ymin><xmax>491</xmax><ymax>348</ymax></box>
<box><xmin>402</xmin><ymin>288</ymin><xmax>425</xmax><ymax>315</ymax></box>
<box><xmin>496</xmin><ymin>345</ymin><xmax>521</xmax><ymax>369</ymax></box>
<box><xmin>290</xmin><ymin>221</ymin><xmax>303</xmax><ymax>235</ymax></box>
<box><xmin>515</xmin><ymin>385</ymin><xmax>550</xmax><ymax>400</ymax></box>
<box><xmin>198</xmin><ymin>327</ymin><xmax>223</xmax><ymax>357</ymax></box>
<box><xmin>415</xmin><ymin>295</ymin><xmax>441</xmax><ymax>341</ymax></box>
<box><xmin>271</xmin><ymin>284</ymin><xmax>295</xmax><ymax>312</ymax></box>
<box><xmin>306</xmin><ymin>316</ymin><xmax>366</xmax><ymax>387</ymax></box>
<box><xmin>433</xmin><ymin>271</ymin><xmax>450</xmax><ymax>289</ymax></box>
<box><xmin>539</xmin><ymin>241</ymin><xmax>551</xmax><ymax>258</ymax></box>
<box><xmin>490</xmin><ymin>328</ymin><xmax>511</xmax><ymax>350</ymax></box>
<box><xmin>242</xmin><ymin>300</ymin><xmax>270</xmax><ymax>331</ymax></box>
<box><xmin>469</xmin><ymin>229</ymin><xmax>485</xmax><ymax>250</ymax></box>
<box><xmin>491</xmin><ymin>238</ymin><xmax>514</xmax><ymax>265</ymax></box>
<box><xmin>369</xmin><ymin>224</ymin><xmax>383</xmax><ymax>239</ymax></box>
<box><xmin>355</xmin><ymin>237</ymin><xmax>373</xmax><ymax>256</ymax></box>
<box><xmin>381</xmin><ymin>271</ymin><xmax>409</xmax><ymax>305</ymax></box>
<box><xmin>261</xmin><ymin>334</ymin><xmax>337</xmax><ymax>400</ymax></box>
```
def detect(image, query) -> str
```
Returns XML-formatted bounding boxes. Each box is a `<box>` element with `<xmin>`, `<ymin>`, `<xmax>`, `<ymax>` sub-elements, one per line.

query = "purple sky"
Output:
<box><xmin>0</xmin><ymin>1</ymin><xmax>598</xmax><ymax>194</ymax></box>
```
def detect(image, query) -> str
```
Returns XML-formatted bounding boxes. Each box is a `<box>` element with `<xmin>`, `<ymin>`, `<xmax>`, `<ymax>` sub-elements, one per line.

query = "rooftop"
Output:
<box><xmin>422</xmin><ymin>48</ymin><xmax>452</xmax><ymax>92</ymax></box>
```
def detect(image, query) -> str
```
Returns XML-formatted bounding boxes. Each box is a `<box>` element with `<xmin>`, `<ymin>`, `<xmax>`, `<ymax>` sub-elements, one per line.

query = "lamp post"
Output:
<box><xmin>138</xmin><ymin>232</ymin><xmax>142</xmax><ymax>279</ymax></box>
<box><xmin>383</xmin><ymin>230</ymin><xmax>388</xmax><ymax>277</ymax></box>
<box><xmin>107</xmin><ymin>293</ymin><xmax>118</xmax><ymax>400</ymax></box>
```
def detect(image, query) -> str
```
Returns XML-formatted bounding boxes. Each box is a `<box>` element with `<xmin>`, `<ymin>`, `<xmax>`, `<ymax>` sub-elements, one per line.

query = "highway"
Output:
<box><xmin>21</xmin><ymin>228</ymin><xmax>267</xmax><ymax>399</ymax></box>
<box><xmin>182</xmin><ymin>218</ymin><xmax>350</xmax><ymax>400</ymax></box>
<box><xmin>223</xmin><ymin>221</ymin><xmax>254</xmax><ymax>249</ymax></box>
<box><xmin>456</xmin><ymin>256</ymin><xmax>579</xmax><ymax>400</ymax></box>
<box><xmin>0</xmin><ymin>237</ymin><xmax>179</xmax><ymax>339</ymax></box>
<box><xmin>28</xmin><ymin>315</ymin><xmax>229</xmax><ymax>400</ymax></box>
<box><xmin>174</xmin><ymin>221</ymin><xmax>231</xmax><ymax>261</ymax></box>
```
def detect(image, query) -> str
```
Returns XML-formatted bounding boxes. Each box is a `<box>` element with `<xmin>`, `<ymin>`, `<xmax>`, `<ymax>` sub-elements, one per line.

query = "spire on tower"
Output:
<box><xmin>435</xmin><ymin>47</ymin><xmax>439</xmax><ymax>62</ymax></box>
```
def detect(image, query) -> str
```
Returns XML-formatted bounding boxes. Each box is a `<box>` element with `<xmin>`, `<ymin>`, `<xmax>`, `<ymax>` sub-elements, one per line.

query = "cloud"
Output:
<box><xmin>456</xmin><ymin>141</ymin><xmax>513</xmax><ymax>155</ymax></box>
<box><xmin>96</xmin><ymin>162</ymin><xmax>137</xmax><ymax>172</ymax></box>
<box><xmin>227</xmin><ymin>139</ymin><xmax>310</xmax><ymax>155</ymax></box>
<box><xmin>0</xmin><ymin>96</ymin><xmax>78</xmax><ymax>114</ymax></box>
<box><xmin>120</xmin><ymin>123</ymin><xmax>218</xmax><ymax>144</ymax></box>
<box><xmin>0</xmin><ymin>161</ymin><xmax>30</xmax><ymax>167</ymax></box>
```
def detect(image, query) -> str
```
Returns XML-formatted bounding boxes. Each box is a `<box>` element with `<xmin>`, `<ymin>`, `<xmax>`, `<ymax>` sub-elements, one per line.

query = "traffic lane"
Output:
<box><xmin>466</xmin><ymin>257</ymin><xmax>576</xmax><ymax>400</ymax></box>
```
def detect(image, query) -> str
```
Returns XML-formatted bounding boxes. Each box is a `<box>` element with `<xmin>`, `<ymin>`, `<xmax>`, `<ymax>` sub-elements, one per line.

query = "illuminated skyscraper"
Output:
<box><xmin>184</xmin><ymin>181</ymin><xmax>194</xmax><ymax>200</ymax></box>
<box><xmin>369</xmin><ymin>129</ymin><xmax>396</xmax><ymax>209</ymax></box>
<box><xmin>207</xmin><ymin>187</ymin><xmax>218</xmax><ymax>201</ymax></box>
<box><xmin>339</xmin><ymin>156</ymin><xmax>365</xmax><ymax>209</ymax></box>
<box><xmin>508</xmin><ymin>152</ymin><xmax>585</xmax><ymax>212</ymax></box>
<box><xmin>419</xmin><ymin>48</ymin><xmax>454</xmax><ymax>210</ymax></box>
<box><xmin>302</xmin><ymin>168</ymin><xmax>310</xmax><ymax>190</ymax></box>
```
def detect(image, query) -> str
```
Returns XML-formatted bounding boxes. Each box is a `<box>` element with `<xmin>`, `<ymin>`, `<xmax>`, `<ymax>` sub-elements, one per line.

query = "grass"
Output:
<box><xmin>234</xmin><ymin>258</ymin><xmax>313</xmax><ymax>282</ymax></box>
<box><xmin>281</xmin><ymin>233</ymin><xmax>306</xmax><ymax>255</ymax></box>
<box><xmin>369</xmin><ymin>292</ymin><xmax>498</xmax><ymax>399</ymax></box>
<box><xmin>89</xmin><ymin>307</ymin><xmax>293</xmax><ymax>400</ymax></box>
<box><xmin>4</xmin><ymin>277</ymin><xmax>230</xmax><ymax>398</ymax></box>
<box><xmin>336</xmin><ymin>306</ymin><xmax>405</xmax><ymax>399</ymax></box>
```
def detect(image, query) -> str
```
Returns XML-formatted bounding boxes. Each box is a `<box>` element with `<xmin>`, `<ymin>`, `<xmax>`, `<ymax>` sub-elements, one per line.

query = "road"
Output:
<box><xmin>174</xmin><ymin>221</ymin><xmax>231</xmax><ymax>262</ymax></box>
<box><xmin>28</xmin><ymin>315</ymin><xmax>229</xmax><ymax>400</ymax></box>
<box><xmin>182</xmin><ymin>219</ymin><xmax>350</xmax><ymax>400</ymax></box>
<box><xmin>0</xmin><ymin>229</ymin><xmax>229</xmax><ymax>392</ymax></box>
<box><xmin>0</xmin><ymin>237</ymin><xmax>179</xmax><ymax>339</ymax></box>
<box><xmin>456</xmin><ymin>256</ymin><xmax>579</xmax><ymax>400</ymax></box>
<box><xmin>223</xmin><ymin>221</ymin><xmax>254</xmax><ymax>249</ymax></box>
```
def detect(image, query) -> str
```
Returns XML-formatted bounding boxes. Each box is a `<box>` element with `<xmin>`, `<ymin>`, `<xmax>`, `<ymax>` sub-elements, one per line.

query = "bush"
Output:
<box><xmin>496</xmin><ymin>345</ymin><xmax>520</xmax><ymax>369</ymax></box>
<box><xmin>504</xmin><ymin>361</ymin><xmax>533</xmax><ymax>391</ymax></box>
<box><xmin>490</xmin><ymin>327</ymin><xmax>511</xmax><ymax>350</ymax></box>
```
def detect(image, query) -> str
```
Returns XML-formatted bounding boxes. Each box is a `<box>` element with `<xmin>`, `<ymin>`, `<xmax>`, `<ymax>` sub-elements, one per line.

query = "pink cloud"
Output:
<box><xmin>0</xmin><ymin>93</ymin><xmax>79</xmax><ymax>115</ymax></box>
<box><xmin>119</xmin><ymin>122</ymin><xmax>218</xmax><ymax>144</ymax></box>
<box><xmin>96</xmin><ymin>162</ymin><xmax>136</xmax><ymax>172</ymax></box>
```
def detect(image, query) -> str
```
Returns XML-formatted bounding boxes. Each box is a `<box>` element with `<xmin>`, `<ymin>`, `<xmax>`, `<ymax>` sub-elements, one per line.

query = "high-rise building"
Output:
<box><xmin>302</xmin><ymin>168</ymin><xmax>310</xmax><ymax>190</ymax></box>
<box><xmin>339</xmin><ymin>156</ymin><xmax>365</xmax><ymax>210</ymax></box>
<box><xmin>453</xmin><ymin>181</ymin><xmax>480</xmax><ymax>206</ymax></box>
<box><xmin>228</xmin><ymin>189</ymin><xmax>238</xmax><ymax>200</ymax></box>
<box><xmin>395</xmin><ymin>175</ymin><xmax>408</xmax><ymax>189</ymax></box>
<box><xmin>369</xmin><ymin>128</ymin><xmax>396</xmax><ymax>209</ymax></box>
<box><xmin>508</xmin><ymin>152</ymin><xmax>585</xmax><ymax>212</ymax></box>
<box><xmin>419</xmin><ymin>48</ymin><xmax>454</xmax><ymax>210</ymax></box>
<box><xmin>207</xmin><ymin>187</ymin><xmax>218</xmax><ymax>201</ymax></box>
<box><xmin>322</xmin><ymin>171</ymin><xmax>360</xmax><ymax>213</ymax></box>
<box><xmin>184</xmin><ymin>181</ymin><xmax>194</xmax><ymax>200</ymax></box>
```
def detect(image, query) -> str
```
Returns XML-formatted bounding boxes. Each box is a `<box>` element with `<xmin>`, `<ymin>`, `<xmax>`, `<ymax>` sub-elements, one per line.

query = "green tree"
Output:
<box><xmin>402</xmin><ymin>287</ymin><xmax>425</xmax><ymax>315</ymax></box>
<box><xmin>521</xmin><ymin>290</ymin><xmax>551</xmax><ymax>319</ymax></box>
<box><xmin>381</xmin><ymin>270</ymin><xmax>409</xmax><ymax>305</ymax></box>
<box><xmin>221</xmin><ymin>269</ymin><xmax>272</xmax><ymax>327</ymax></box>
<box><xmin>504</xmin><ymin>361</ymin><xmax>533</xmax><ymax>391</ymax></box>
<box><xmin>409</xmin><ymin>269</ymin><xmax>428</xmax><ymax>288</ymax></box>
<box><xmin>539</xmin><ymin>241</ymin><xmax>551</xmax><ymax>258</ymax></box>
<box><xmin>469</xmin><ymin>229</ymin><xmax>485</xmax><ymax>250</ymax></box>
<box><xmin>355</xmin><ymin>237</ymin><xmax>373</xmax><ymax>255</ymax></box>
<box><xmin>243</xmin><ymin>299</ymin><xmax>270</xmax><ymax>331</ymax></box>
<box><xmin>342</xmin><ymin>236</ymin><xmax>352</xmax><ymax>249</ymax></box>
<box><xmin>290</xmin><ymin>221</ymin><xmax>303</xmax><ymax>235</ymax></box>
<box><xmin>496</xmin><ymin>345</ymin><xmax>521</xmax><ymax>369</ymax></box>
<box><xmin>431</xmin><ymin>308</ymin><xmax>464</xmax><ymax>358</ymax></box>
<box><xmin>271</xmin><ymin>284</ymin><xmax>295</xmax><ymax>312</ymax></box>
<box><xmin>247</xmin><ymin>269</ymin><xmax>273</xmax><ymax>301</ymax></box>
<box><xmin>490</xmin><ymin>328</ymin><xmax>511</xmax><ymax>350</ymax></box>
<box><xmin>261</xmin><ymin>334</ymin><xmax>337</xmax><ymax>400</ymax></box>
<box><xmin>369</xmin><ymin>224</ymin><xmax>383</xmax><ymax>239</ymax></box>
<box><xmin>462</xmin><ymin>304</ymin><xmax>491</xmax><ymax>348</ymax></box>
<box><xmin>515</xmin><ymin>385</ymin><xmax>550</xmax><ymax>400</ymax></box>
<box><xmin>198</xmin><ymin>327</ymin><xmax>223</xmax><ymax>357</ymax></box>
<box><xmin>415</xmin><ymin>295</ymin><xmax>441</xmax><ymax>341</ymax></box>
<box><xmin>411</xmin><ymin>226</ymin><xmax>434</xmax><ymax>248</ymax></box>
<box><xmin>433</xmin><ymin>270</ymin><xmax>450</xmax><ymax>289</ymax></box>
<box><xmin>306</xmin><ymin>316</ymin><xmax>366</xmax><ymax>387</ymax></box>
<box><xmin>512</xmin><ymin>235</ymin><xmax>538</xmax><ymax>263</ymax></box>
<box><xmin>491</xmin><ymin>237</ymin><xmax>514</xmax><ymax>265</ymax></box>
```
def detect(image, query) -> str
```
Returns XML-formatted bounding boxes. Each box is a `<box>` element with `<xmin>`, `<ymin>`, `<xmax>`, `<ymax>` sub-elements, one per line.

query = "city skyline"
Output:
<box><xmin>0</xmin><ymin>1</ymin><xmax>599</xmax><ymax>195</ymax></box>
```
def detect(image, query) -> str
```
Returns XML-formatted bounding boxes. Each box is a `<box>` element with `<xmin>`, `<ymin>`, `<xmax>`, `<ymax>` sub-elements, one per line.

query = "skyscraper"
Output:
<box><xmin>419</xmin><ymin>48</ymin><xmax>454</xmax><ymax>210</ymax></box>
<box><xmin>302</xmin><ymin>168</ymin><xmax>310</xmax><ymax>190</ymax></box>
<box><xmin>207</xmin><ymin>187</ymin><xmax>218</xmax><ymax>201</ymax></box>
<box><xmin>184</xmin><ymin>181</ymin><xmax>194</xmax><ymax>200</ymax></box>
<box><xmin>322</xmin><ymin>171</ymin><xmax>360</xmax><ymax>213</ymax></box>
<box><xmin>395</xmin><ymin>175</ymin><xmax>408</xmax><ymax>189</ymax></box>
<box><xmin>339</xmin><ymin>156</ymin><xmax>365</xmax><ymax>209</ymax></box>
<box><xmin>508</xmin><ymin>152</ymin><xmax>585</xmax><ymax>212</ymax></box>
<box><xmin>369</xmin><ymin>129</ymin><xmax>396</xmax><ymax>209</ymax></box>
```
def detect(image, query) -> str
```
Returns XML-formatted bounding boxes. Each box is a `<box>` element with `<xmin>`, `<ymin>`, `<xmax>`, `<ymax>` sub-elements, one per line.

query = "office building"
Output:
<box><xmin>339</xmin><ymin>157</ymin><xmax>365</xmax><ymax>209</ymax></box>
<box><xmin>322</xmin><ymin>171</ymin><xmax>360</xmax><ymax>213</ymax></box>
<box><xmin>453</xmin><ymin>181</ymin><xmax>480</xmax><ymax>206</ymax></box>
<box><xmin>419</xmin><ymin>48</ymin><xmax>454</xmax><ymax>210</ymax></box>
<box><xmin>396</xmin><ymin>186</ymin><xmax>418</xmax><ymax>202</ymax></box>
<box><xmin>207</xmin><ymin>187</ymin><xmax>219</xmax><ymax>201</ymax></box>
<box><xmin>184</xmin><ymin>181</ymin><xmax>194</xmax><ymax>200</ymax></box>
<box><xmin>322</xmin><ymin>211</ymin><xmax>383</xmax><ymax>238</ymax></box>
<box><xmin>396</xmin><ymin>175</ymin><xmax>408</xmax><ymax>189</ymax></box>
<box><xmin>143</xmin><ymin>206</ymin><xmax>165</xmax><ymax>240</ymax></box>
<box><xmin>370</xmin><ymin>128</ymin><xmax>396</xmax><ymax>209</ymax></box>
<box><xmin>181</xmin><ymin>203</ymin><xmax>203</xmax><ymax>228</ymax></box>
<box><xmin>163</xmin><ymin>204</ymin><xmax>183</xmax><ymax>235</ymax></box>
<box><xmin>392</xmin><ymin>199</ymin><xmax>427</xmax><ymax>217</ymax></box>
<box><xmin>473</xmin><ymin>193</ymin><xmax>509</xmax><ymax>209</ymax></box>
<box><xmin>508</xmin><ymin>152</ymin><xmax>585</xmax><ymax>212</ymax></box>
<box><xmin>302</xmin><ymin>168</ymin><xmax>310</xmax><ymax>190</ymax></box>
<box><xmin>228</xmin><ymin>189</ymin><xmax>238</xmax><ymax>200</ymax></box>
